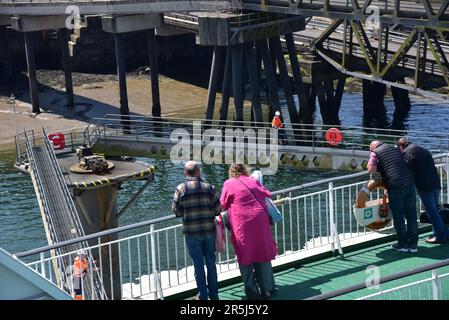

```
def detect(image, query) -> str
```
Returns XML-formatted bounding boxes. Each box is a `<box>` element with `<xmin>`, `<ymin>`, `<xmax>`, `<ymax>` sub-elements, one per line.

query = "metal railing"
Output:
<box><xmin>15</xmin><ymin>154</ymin><xmax>449</xmax><ymax>299</ymax></box>
<box><xmin>23</xmin><ymin>128</ymin><xmax>107</xmax><ymax>300</ymax></box>
<box><xmin>307</xmin><ymin>258</ymin><xmax>449</xmax><ymax>300</ymax></box>
<box><xmin>16</xmin><ymin>126</ymin><xmax>88</xmax><ymax>166</ymax></box>
<box><xmin>83</xmin><ymin>114</ymin><xmax>449</xmax><ymax>154</ymax></box>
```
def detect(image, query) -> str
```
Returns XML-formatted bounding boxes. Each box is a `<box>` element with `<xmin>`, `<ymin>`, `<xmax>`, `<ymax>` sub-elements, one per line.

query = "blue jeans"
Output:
<box><xmin>388</xmin><ymin>185</ymin><xmax>418</xmax><ymax>248</ymax></box>
<box><xmin>185</xmin><ymin>234</ymin><xmax>219</xmax><ymax>300</ymax></box>
<box><xmin>419</xmin><ymin>190</ymin><xmax>449</xmax><ymax>241</ymax></box>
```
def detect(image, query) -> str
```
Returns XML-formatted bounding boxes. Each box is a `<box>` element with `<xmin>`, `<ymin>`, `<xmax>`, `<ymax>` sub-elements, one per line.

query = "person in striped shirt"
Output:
<box><xmin>172</xmin><ymin>161</ymin><xmax>222</xmax><ymax>300</ymax></box>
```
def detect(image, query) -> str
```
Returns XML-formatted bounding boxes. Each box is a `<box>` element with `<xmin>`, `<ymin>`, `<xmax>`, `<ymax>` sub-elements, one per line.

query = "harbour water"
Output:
<box><xmin>1</xmin><ymin>90</ymin><xmax>448</xmax><ymax>256</ymax></box>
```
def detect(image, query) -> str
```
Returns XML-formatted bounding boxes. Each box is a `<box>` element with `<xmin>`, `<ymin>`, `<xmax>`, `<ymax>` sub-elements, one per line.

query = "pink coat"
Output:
<box><xmin>220</xmin><ymin>175</ymin><xmax>277</xmax><ymax>266</ymax></box>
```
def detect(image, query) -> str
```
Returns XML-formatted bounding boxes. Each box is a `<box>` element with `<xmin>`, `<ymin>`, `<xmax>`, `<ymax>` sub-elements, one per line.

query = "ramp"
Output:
<box><xmin>24</xmin><ymin>129</ymin><xmax>107</xmax><ymax>300</ymax></box>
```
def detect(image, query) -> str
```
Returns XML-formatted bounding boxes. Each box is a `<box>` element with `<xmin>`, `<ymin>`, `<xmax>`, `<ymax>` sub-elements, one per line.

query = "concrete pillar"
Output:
<box><xmin>23</xmin><ymin>32</ymin><xmax>40</xmax><ymax>114</ymax></box>
<box><xmin>73</xmin><ymin>185</ymin><xmax>121</xmax><ymax>300</ymax></box>
<box><xmin>334</xmin><ymin>77</ymin><xmax>346</xmax><ymax>113</ymax></box>
<box><xmin>0</xmin><ymin>26</ymin><xmax>13</xmax><ymax>79</ymax></box>
<box><xmin>245</xmin><ymin>42</ymin><xmax>264</xmax><ymax>123</ymax></box>
<box><xmin>114</xmin><ymin>33</ymin><xmax>131</xmax><ymax>133</ymax></box>
<box><xmin>231</xmin><ymin>44</ymin><xmax>244</xmax><ymax>124</ymax></box>
<box><xmin>316</xmin><ymin>80</ymin><xmax>341</xmax><ymax>126</ymax></box>
<box><xmin>269</xmin><ymin>37</ymin><xmax>299</xmax><ymax>124</ymax></box>
<box><xmin>285</xmin><ymin>33</ymin><xmax>311</xmax><ymax>124</ymax></box>
<box><xmin>362</xmin><ymin>80</ymin><xmax>388</xmax><ymax>128</ymax></box>
<box><xmin>219</xmin><ymin>48</ymin><xmax>231</xmax><ymax>125</ymax></box>
<box><xmin>391</xmin><ymin>85</ymin><xmax>411</xmax><ymax>130</ymax></box>
<box><xmin>257</xmin><ymin>39</ymin><xmax>281</xmax><ymax>121</ymax></box>
<box><xmin>57</xmin><ymin>29</ymin><xmax>74</xmax><ymax>108</ymax></box>
<box><xmin>147</xmin><ymin>29</ymin><xmax>161</xmax><ymax>118</ymax></box>
<box><xmin>205</xmin><ymin>46</ymin><xmax>225</xmax><ymax>125</ymax></box>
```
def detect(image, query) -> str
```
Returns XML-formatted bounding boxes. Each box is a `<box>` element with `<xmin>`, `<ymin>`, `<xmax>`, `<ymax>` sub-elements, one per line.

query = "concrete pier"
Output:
<box><xmin>147</xmin><ymin>28</ymin><xmax>161</xmax><ymax>117</ymax></box>
<box><xmin>113</xmin><ymin>33</ymin><xmax>131</xmax><ymax>132</ymax></box>
<box><xmin>57</xmin><ymin>29</ymin><xmax>74</xmax><ymax>108</ymax></box>
<box><xmin>391</xmin><ymin>85</ymin><xmax>412</xmax><ymax>130</ymax></box>
<box><xmin>23</xmin><ymin>31</ymin><xmax>40</xmax><ymax>114</ymax></box>
<box><xmin>102</xmin><ymin>14</ymin><xmax>162</xmax><ymax>121</ymax></box>
<box><xmin>362</xmin><ymin>80</ymin><xmax>388</xmax><ymax>128</ymax></box>
<box><xmin>58</xmin><ymin>153</ymin><xmax>155</xmax><ymax>300</ymax></box>
<box><xmin>0</xmin><ymin>24</ymin><xmax>12</xmax><ymax>79</ymax></box>
<box><xmin>11</xmin><ymin>15</ymin><xmax>72</xmax><ymax>114</ymax></box>
<box><xmin>197</xmin><ymin>12</ymin><xmax>305</xmax><ymax>126</ymax></box>
<box><xmin>204</xmin><ymin>46</ymin><xmax>225</xmax><ymax>124</ymax></box>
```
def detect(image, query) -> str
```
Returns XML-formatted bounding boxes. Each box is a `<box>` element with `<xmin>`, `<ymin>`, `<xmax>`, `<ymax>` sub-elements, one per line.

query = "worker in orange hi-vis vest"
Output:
<box><xmin>72</xmin><ymin>251</ymin><xmax>89</xmax><ymax>300</ymax></box>
<box><xmin>271</xmin><ymin>111</ymin><xmax>284</xmax><ymax>144</ymax></box>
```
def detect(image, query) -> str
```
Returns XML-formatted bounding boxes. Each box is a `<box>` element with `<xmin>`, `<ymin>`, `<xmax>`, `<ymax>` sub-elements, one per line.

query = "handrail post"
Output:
<box><xmin>431</xmin><ymin>269</ymin><xmax>440</xmax><ymax>300</ymax></box>
<box><xmin>150</xmin><ymin>224</ymin><xmax>159</xmax><ymax>300</ymax></box>
<box><xmin>328</xmin><ymin>182</ymin><xmax>343</xmax><ymax>256</ymax></box>
<box><xmin>40</xmin><ymin>252</ymin><xmax>46</xmax><ymax>278</ymax></box>
<box><xmin>446</xmin><ymin>153</ymin><xmax>449</xmax><ymax>203</ymax></box>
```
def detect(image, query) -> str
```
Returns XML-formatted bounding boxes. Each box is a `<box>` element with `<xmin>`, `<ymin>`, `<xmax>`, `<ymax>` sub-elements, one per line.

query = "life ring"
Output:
<box><xmin>353</xmin><ymin>179</ymin><xmax>392</xmax><ymax>230</ymax></box>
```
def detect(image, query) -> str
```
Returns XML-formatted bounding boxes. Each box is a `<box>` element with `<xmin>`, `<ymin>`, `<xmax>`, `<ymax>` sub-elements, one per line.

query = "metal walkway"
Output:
<box><xmin>24</xmin><ymin>129</ymin><xmax>107</xmax><ymax>300</ymax></box>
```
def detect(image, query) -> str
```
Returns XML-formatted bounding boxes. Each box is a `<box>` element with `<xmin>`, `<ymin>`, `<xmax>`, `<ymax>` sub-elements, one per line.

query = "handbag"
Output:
<box><xmin>215</xmin><ymin>215</ymin><xmax>225</xmax><ymax>252</ymax></box>
<box><xmin>236</xmin><ymin>178</ymin><xmax>282</xmax><ymax>224</ymax></box>
<box><xmin>265</xmin><ymin>198</ymin><xmax>283</xmax><ymax>223</ymax></box>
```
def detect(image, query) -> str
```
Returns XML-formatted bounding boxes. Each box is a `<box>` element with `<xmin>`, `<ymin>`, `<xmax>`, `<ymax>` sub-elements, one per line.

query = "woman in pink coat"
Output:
<box><xmin>220</xmin><ymin>164</ymin><xmax>277</xmax><ymax>299</ymax></box>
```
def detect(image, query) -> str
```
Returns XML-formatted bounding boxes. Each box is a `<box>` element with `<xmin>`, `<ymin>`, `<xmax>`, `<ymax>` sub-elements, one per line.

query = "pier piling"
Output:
<box><xmin>23</xmin><ymin>31</ymin><xmax>40</xmax><ymax>114</ymax></box>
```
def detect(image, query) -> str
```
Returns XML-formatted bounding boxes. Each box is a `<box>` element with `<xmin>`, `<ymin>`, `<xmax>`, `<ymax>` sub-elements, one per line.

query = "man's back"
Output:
<box><xmin>172</xmin><ymin>177</ymin><xmax>221</xmax><ymax>237</ymax></box>
<box><xmin>374</xmin><ymin>143</ymin><xmax>414</xmax><ymax>190</ymax></box>
<box><xmin>403</xmin><ymin>143</ymin><xmax>440</xmax><ymax>192</ymax></box>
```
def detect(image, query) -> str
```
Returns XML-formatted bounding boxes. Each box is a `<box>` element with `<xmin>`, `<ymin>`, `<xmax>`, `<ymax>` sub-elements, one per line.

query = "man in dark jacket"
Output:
<box><xmin>397</xmin><ymin>137</ymin><xmax>449</xmax><ymax>244</ymax></box>
<box><xmin>368</xmin><ymin>140</ymin><xmax>418</xmax><ymax>252</ymax></box>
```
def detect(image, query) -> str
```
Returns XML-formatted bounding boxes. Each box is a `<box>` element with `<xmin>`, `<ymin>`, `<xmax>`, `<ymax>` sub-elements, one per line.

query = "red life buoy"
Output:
<box><xmin>325</xmin><ymin>128</ymin><xmax>343</xmax><ymax>146</ymax></box>
<box><xmin>48</xmin><ymin>132</ymin><xmax>65</xmax><ymax>150</ymax></box>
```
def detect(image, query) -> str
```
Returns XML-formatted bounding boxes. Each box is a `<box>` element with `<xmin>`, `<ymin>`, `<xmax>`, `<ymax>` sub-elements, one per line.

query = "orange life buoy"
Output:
<box><xmin>355</xmin><ymin>179</ymin><xmax>392</xmax><ymax>230</ymax></box>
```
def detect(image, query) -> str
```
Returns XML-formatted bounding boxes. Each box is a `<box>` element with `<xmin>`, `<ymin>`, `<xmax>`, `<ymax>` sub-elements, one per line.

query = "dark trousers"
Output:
<box><xmin>185</xmin><ymin>234</ymin><xmax>219</xmax><ymax>300</ymax></box>
<box><xmin>419</xmin><ymin>189</ymin><xmax>449</xmax><ymax>241</ymax></box>
<box><xmin>389</xmin><ymin>185</ymin><xmax>418</xmax><ymax>248</ymax></box>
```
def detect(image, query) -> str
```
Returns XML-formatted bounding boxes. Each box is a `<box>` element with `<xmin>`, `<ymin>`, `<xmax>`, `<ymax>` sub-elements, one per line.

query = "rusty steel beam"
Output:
<box><xmin>240</xmin><ymin>0</ymin><xmax>449</xmax><ymax>29</ymax></box>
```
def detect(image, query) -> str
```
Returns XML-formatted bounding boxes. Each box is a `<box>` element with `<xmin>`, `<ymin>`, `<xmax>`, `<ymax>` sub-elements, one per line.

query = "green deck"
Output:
<box><xmin>211</xmin><ymin>232</ymin><xmax>449</xmax><ymax>300</ymax></box>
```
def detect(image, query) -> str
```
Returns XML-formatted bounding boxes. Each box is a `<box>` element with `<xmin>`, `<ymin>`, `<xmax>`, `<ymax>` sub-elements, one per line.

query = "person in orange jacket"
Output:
<box><xmin>271</xmin><ymin>111</ymin><xmax>284</xmax><ymax>144</ymax></box>
<box><xmin>72</xmin><ymin>251</ymin><xmax>89</xmax><ymax>300</ymax></box>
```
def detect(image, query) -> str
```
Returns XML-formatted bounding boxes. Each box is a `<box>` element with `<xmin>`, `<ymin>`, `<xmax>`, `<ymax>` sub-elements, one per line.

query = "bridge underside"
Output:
<box><xmin>310</xmin><ymin>18</ymin><xmax>449</xmax><ymax>98</ymax></box>
<box><xmin>0</xmin><ymin>0</ymin><xmax>232</xmax><ymax>15</ymax></box>
<box><xmin>241</xmin><ymin>0</ymin><xmax>449</xmax><ymax>29</ymax></box>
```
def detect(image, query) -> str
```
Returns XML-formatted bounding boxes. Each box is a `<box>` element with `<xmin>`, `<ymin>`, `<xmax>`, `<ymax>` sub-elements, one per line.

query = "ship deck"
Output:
<box><xmin>185</xmin><ymin>231</ymin><xmax>449</xmax><ymax>300</ymax></box>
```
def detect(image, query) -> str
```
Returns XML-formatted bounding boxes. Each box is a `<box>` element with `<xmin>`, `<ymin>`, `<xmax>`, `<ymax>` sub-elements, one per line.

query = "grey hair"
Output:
<box><xmin>184</xmin><ymin>161</ymin><xmax>200</xmax><ymax>176</ymax></box>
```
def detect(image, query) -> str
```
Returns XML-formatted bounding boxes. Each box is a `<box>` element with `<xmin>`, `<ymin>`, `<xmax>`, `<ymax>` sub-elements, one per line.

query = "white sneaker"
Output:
<box><xmin>409</xmin><ymin>247</ymin><xmax>418</xmax><ymax>253</ymax></box>
<box><xmin>391</xmin><ymin>244</ymin><xmax>409</xmax><ymax>253</ymax></box>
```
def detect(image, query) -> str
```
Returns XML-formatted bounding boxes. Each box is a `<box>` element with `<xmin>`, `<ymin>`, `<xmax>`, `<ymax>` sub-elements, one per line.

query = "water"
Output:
<box><xmin>1</xmin><ymin>91</ymin><xmax>448</xmax><ymax>255</ymax></box>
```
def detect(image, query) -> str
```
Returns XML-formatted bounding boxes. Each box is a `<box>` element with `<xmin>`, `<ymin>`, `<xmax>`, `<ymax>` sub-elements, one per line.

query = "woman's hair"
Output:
<box><xmin>229</xmin><ymin>163</ymin><xmax>249</xmax><ymax>178</ymax></box>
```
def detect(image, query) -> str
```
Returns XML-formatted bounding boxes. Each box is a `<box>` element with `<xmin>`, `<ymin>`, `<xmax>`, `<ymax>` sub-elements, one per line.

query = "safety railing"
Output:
<box><xmin>15</xmin><ymin>126</ymin><xmax>89</xmax><ymax>166</ymax></box>
<box><xmin>307</xmin><ymin>257</ymin><xmax>449</xmax><ymax>300</ymax></box>
<box><xmin>83</xmin><ymin>114</ymin><xmax>449</xmax><ymax>154</ymax></box>
<box><xmin>23</xmin><ymin>128</ymin><xmax>107</xmax><ymax>300</ymax></box>
<box><xmin>15</xmin><ymin>154</ymin><xmax>449</xmax><ymax>299</ymax></box>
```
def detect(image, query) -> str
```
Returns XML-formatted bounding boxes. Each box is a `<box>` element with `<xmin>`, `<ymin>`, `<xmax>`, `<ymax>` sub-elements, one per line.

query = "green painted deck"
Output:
<box><xmin>212</xmin><ymin>232</ymin><xmax>449</xmax><ymax>300</ymax></box>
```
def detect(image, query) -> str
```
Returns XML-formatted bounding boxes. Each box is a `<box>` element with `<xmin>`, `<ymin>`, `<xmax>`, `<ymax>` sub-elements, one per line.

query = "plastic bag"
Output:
<box><xmin>215</xmin><ymin>216</ymin><xmax>225</xmax><ymax>252</ymax></box>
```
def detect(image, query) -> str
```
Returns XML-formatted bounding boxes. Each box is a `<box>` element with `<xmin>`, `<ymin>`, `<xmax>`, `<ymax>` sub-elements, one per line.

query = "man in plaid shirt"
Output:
<box><xmin>172</xmin><ymin>161</ymin><xmax>221</xmax><ymax>300</ymax></box>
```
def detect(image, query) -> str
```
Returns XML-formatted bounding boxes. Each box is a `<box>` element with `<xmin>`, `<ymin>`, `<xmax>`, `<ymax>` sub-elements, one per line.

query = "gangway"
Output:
<box><xmin>24</xmin><ymin>128</ymin><xmax>107</xmax><ymax>300</ymax></box>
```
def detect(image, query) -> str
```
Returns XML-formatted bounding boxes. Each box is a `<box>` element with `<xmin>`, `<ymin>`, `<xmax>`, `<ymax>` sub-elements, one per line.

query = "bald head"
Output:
<box><xmin>370</xmin><ymin>140</ymin><xmax>381</xmax><ymax>152</ymax></box>
<box><xmin>184</xmin><ymin>161</ymin><xmax>200</xmax><ymax>177</ymax></box>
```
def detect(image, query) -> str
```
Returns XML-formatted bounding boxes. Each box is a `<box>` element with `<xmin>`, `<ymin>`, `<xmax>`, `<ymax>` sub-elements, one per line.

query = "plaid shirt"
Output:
<box><xmin>172</xmin><ymin>176</ymin><xmax>221</xmax><ymax>237</ymax></box>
